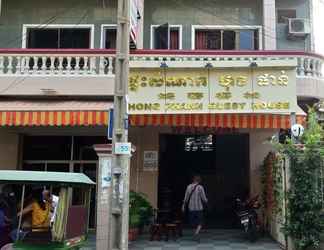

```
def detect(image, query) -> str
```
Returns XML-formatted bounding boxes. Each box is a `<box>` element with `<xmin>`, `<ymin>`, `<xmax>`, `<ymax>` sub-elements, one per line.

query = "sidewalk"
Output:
<box><xmin>82</xmin><ymin>230</ymin><xmax>282</xmax><ymax>250</ymax></box>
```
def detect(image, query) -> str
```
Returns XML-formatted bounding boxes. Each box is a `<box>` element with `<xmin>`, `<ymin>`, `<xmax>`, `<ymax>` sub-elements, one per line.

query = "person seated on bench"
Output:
<box><xmin>18</xmin><ymin>189</ymin><xmax>51</xmax><ymax>230</ymax></box>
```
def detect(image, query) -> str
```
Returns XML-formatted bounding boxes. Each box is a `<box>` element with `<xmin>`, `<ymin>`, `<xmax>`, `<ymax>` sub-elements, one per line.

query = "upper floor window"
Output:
<box><xmin>193</xmin><ymin>26</ymin><xmax>261</xmax><ymax>50</ymax></box>
<box><xmin>101</xmin><ymin>25</ymin><xmax>117</xmax><ymax>49</ymax></box>
<box><xmin>151</xmin><ymin>24</ymin><xmax>182</xmax><ymax>50</ymax></box>
<box><xmin>23</xmin><ymin>25</ymin><xmax>94</xmax><ymax>48</ymax></box>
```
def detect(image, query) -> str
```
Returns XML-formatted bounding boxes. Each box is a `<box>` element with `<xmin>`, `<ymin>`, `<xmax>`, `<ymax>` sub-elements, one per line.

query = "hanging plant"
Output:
<box><xmin>261</xmin><ymin>152</ymin><xmax>284</xmax><ymax>224</ymax></box>
<box><xmin>273</xmin><ymin>108</ymin><xmax>324</xmax><ymax>250</ymax></box>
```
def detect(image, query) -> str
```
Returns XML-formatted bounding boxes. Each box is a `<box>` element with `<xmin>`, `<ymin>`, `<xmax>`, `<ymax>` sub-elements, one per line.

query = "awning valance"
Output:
<box><xmin>0</xmin><ymin>101</ymin><xmax>111</xmax><ymax>127</ymax></box>
<box><xmin>129</xmin><ymin>113</ymin><xmax>306</xmax><ymax>129</ymax></box>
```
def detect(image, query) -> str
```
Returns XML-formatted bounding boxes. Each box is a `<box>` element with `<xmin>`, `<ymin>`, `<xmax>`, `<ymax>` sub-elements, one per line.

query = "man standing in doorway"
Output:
<box><xmin>182</xmin><ymin>175</ymin><xmax>208</xmax><ymax>242</ymax></box>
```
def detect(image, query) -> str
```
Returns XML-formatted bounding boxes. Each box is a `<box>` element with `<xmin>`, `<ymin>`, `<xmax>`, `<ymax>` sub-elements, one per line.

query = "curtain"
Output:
<box><xmin>52</xmin><ymin>188</ymin><xmax>69</xmax><ymax>242</ymax></box>
<box><xmin>195</xmin><ymin>30</ymin><xmax>207</xmax><ymax>50</ymax></box>
<box><xmin>170</xmin><ymin>30</ymin><xmax>179</xmax><ymax>50</ymax></box>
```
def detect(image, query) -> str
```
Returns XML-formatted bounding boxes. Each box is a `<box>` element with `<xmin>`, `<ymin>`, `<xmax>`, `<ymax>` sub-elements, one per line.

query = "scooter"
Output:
<box><xmin>235</xmin><ymin>195</ymin><xmax>261</xmax><ymax>242</ymax></box>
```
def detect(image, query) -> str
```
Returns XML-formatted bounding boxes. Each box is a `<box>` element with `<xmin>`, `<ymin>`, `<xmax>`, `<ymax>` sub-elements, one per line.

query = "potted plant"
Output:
<box><xmin>129</xmin><ymin>212</ymin><xmax>140</xmax><ymax>241</ymax></box>
<box><xmin>129</xmin><ymin>191</ymin><xmax>153</xmax><ymax>239</ymax></box>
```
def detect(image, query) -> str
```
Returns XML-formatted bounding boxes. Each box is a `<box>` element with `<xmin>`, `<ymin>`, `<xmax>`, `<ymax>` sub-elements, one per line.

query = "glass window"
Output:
<box><xmin>195</xmin><ymin>28</ymin><xmax>259</xmax><ymax>50</ymax></box>
<box><xmin>239</xmin><ymin>30</ymin><xmax>254</xmax><ymax>50</ymax></box>
<box><xmin>223</xmin><ymin>30</ymin><xmax>236</xmax><ymax>50</ymax></box>
<box><xmin>26</xmin><ymin>28</ymin><xmax>91</xmax><ymax>49</ymax></box>
<box><xmin>104</xmin><ymin>28</ymin><xmax>117</xmax><ymax>49</ymax></box>
<box><xmin>152</xmin><ymin>24</ymin><xmax>180</xmax><ymax>49</ymax></box>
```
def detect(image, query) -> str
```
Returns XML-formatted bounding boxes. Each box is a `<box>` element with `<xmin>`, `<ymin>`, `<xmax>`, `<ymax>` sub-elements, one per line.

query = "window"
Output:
<box><xmin>193</xmin><ymin>26</ymin><xmax>260</xmax><ymax>50</ymax></box>
<box><xmin>151</xmin><ymin>24</ymin><xmax>182</xmax><ymax>49</ymax></box>
<box><xmin>102</xmin><ymin>26</ymin><xmax>117</xmax><ymax>49</ymax></box>
<box><xmin>23</xmin><ymin>25</ymin><xmax>94</xmax><ymax>48</ymax></box>
<box><xmin>277</xmin><ymin>9</ymin><xmax>297</xmax><ymax>24</ymax></box>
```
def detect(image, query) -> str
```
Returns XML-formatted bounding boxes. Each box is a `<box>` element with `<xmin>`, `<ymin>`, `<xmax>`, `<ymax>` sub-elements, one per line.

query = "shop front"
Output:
<box><xmin>0</xmin><ymin>100</ymin><xmax>112</xmax><ymax>229</ymax></box>
<box><xmin>127</xmin><ymin>62</ymin><xmax>306</xmax><ymax>230</ymax></box>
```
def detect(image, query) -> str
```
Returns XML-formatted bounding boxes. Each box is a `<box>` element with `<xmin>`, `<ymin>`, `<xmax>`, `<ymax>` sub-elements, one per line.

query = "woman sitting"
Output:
<box><xmin>18</xmin><ymin>189</ymin><xmax>51</xmax><ymax>230</ymax></box>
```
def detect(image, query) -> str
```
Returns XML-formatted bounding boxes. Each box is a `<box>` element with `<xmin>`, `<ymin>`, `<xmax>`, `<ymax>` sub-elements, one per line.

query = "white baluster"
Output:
<box><xmin>41</xmin><ymin>56</ymin><xmax>47</xmax><ymax>74</ymax></box>
<box><xmin>66</xmin><ymin>57</ymin><xmax>72</xmax><ymax>74</ymax></box>
<box><xmin>50</xmin><ymin>56</ymin><xmax>55</xmax><ymax>74</ymax></box>
<box><xmin>316</xmin><ymin>60</ymin><xmax>322</xmax><ymax>77</ymax></box>
<box><xmin>107</xmin><ymin>56</ymin><xmax>113</xmax><ymax>75</ymax></box>
<box><xmin>32</xmin><ymin>56</ymin><xmax>37</xmax><ymax>74</ymax></box>
<box><xmin>21</xmin><ymin>56</ymin><xmax>27</xmax><ymax>74</ymax></box>
<box><xmin>0</xmin><ymin>56</ymin><xmax>4</xmax><ymax>74</ymax></box>
<box><xmin>75</xmin><ymin>56</ymin><xmax>80</xmax><ymax>74</ymax></box>
<box><xmin>310</xmin><ymin>59</ymin><xmax>315</xmax><ymax>76</ymax></box>
<box><xmin>58</xmin><ymin>57</ymin><xmax>63</xmax><ymax>74</ymax></box>
<box><xmin>88</xmin><ymin>56</ymin><xmax>96</xmax><ymax>75</ymax></box>
<box><xmin>304</xmin><ymin>58</ymin><xmax>312</xmax><ymax>76</ymax></box>
<box><xmin>99</xmin><ymin>56</ymin><xmax>105</xmax><ymax>74</ymax></box>
<box><xmin>319</xmin><ymin>61</ymin><xmax>323</xmax><ymax>77</ymax></box>
<box><xmin>16</xmin><ymin>56</ymin><xmax>22</xmax><ymax>75</ymax></box>
<box><xmin>7</xmin><ymin>56</ymin><xmax>13</xmax><ymax>74</ymax></box>
<box><xmin>297</xmin><ymin>57</ymin><xmax>304</xmax><ymax>76</ymax></box>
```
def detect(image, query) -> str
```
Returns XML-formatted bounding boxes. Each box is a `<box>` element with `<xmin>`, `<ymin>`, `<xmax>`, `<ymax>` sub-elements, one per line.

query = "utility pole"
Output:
<box><xmin>110</xmin><ymin>0</ymin><xmax>130</xmax><ymax>249</ymax></box>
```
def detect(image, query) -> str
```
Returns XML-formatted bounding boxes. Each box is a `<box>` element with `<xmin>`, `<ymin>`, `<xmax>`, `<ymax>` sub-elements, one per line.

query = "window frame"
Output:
<box><xmin>100</xmin><ymin>24</ymin><xmax>118</xmax><ymax>49</ymax></box>
<box><xmin>191</xmin><ymin>25</ymin><xmax>263</xmax><ymax>50</ymax></box>
<box><xmin>22</xmin><ymin>24</ymin><xmax>95</xmax><ymax>49</ymax></box>
<box><xmin>150</xmin><ymin>24</ymin><xmax>183</xmax><ymax>50</ymax></box>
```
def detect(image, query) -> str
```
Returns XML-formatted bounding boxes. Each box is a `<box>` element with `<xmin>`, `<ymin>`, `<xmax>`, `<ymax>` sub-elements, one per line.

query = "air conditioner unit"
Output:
<box><xmin>287</xmin><ymin>18</ymin><xmax>311</xmax><ymax>38</ymax></box>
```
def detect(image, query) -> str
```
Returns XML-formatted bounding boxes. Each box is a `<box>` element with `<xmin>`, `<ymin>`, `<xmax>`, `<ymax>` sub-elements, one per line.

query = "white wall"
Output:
<box><xmin>249</xmin><ymin>129</ymin><xmax>278</xmax><ymax>196</ymax></box>
<box><xmin>313</xmin><ymin>0</ymin><xmax>324</xmax><ymax>55</ymax></box>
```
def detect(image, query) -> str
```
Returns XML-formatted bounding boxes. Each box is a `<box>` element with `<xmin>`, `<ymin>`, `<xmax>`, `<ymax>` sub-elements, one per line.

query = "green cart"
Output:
<box><xmin>0</xmin><ymin>170</ymin><xmax>95</xmax><ymax>250</ymax></box>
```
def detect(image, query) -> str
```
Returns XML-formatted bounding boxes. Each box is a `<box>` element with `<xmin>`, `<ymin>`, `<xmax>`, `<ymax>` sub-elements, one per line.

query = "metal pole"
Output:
<box><xmin>110</xmin><ymin>0</ymin><xmax>130</xmax><ymax>249</ymax></box>
<box><xmin>16</xmin><ymin>184</ymin><xmax>25</xmax><ymax>241</ymax></box>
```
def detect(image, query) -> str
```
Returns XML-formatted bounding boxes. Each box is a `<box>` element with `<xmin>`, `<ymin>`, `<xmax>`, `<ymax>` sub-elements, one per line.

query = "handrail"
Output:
<box><xmin>0</xmin><ymin>48</ymin><xmax>322</xmax><ymax>60</ymax></box>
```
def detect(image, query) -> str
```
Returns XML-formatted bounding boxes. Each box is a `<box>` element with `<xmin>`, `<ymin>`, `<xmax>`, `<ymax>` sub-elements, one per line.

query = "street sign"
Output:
<box><xmin>115</xmin><ymin>142</ymin><xmax>132</xmax><ymax>155</ymax></box>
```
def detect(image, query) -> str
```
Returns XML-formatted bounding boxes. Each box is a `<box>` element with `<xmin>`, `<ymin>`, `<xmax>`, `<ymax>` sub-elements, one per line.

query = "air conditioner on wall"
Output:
<box><xmin>287</xmin><ymin>18</ymin><xmax>311</xmax><ymax>39</ymax></box>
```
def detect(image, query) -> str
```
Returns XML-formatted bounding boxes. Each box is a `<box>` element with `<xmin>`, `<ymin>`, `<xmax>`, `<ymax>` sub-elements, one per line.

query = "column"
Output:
<box><xmin>94</xmin><ymin>144</ymin><xmax>113</xmax><ymax>250</ymax></box>
<box><xmin>263</xmin><ymin>0</ymin><xmax>277</xmax><ymax>50</ymax></box>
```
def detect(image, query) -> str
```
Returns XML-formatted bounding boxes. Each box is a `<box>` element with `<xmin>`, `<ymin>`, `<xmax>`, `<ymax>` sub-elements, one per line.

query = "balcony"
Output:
<box><xmin>0</xmin><ymin>49</ymin><xmax>116</xmax><ymax>96</ymax></box>
<box><xmin>0</xmin><ymin>49</ymin><xmax>323</xmax><ymax>99</ymax></box>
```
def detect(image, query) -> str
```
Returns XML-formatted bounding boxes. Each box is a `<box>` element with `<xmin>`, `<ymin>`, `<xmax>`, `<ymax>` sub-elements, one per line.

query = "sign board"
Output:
<box><xmin>101</xmin><ymin>158</ymin><xmax>112</xmax><ymax>189</ymax></box>
<box><xmin>115</xmin><ymin>142</ymin><xmax>132</xmax><ymax>155</ymax></box>
<box><xmin>143</xmin><ymin>151</ymin><xmax>158</xmax><ymax>171</ymax></box>
<box><xmin>128</xmin><ymin>68</ymin><xmax>298</xmax><ymax>115</ymax></box>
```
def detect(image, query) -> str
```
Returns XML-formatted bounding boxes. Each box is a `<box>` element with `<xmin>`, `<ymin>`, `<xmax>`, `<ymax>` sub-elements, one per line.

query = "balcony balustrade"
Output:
<box><xmin>0</xmin><ymin>50</ymin><xmax>115</xmax><ymax>76</ymax></box>
<box><xmin>0</xmin><ymin>49</ymin><xmax>322</xmax><ymax>98</ymax></box>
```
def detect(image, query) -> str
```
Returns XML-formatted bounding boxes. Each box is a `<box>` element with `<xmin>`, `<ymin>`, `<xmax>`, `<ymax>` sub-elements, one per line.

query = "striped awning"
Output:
<box><xmin>129</xmin><ymin>113</ymin><xmax>306</xmax><ymax>129</ymax></box>
<box><xmin>0</xmin><ymin>101</ymin><xmax>111</xmax><ymax>127</ymax></box>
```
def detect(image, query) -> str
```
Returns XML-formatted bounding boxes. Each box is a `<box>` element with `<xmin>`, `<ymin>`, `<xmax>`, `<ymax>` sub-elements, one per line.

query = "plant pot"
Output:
<box><xmin>128</xmin><ymin>228</ymin><xmax>139</xmax><ymax>241</ymax></box>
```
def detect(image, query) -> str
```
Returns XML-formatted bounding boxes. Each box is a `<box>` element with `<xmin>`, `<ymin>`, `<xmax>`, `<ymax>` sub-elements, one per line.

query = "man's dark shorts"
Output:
<box><xmin>188</xmin><ymin>210</ymin><xmax>204</xmax><ymax>226</ymax></box>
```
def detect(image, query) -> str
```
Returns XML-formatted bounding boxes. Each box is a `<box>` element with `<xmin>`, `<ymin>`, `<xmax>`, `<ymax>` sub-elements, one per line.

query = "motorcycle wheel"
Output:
<box><xmin>248</xmin><ymin>219</ymin><xmax>257</xmax><ymax>242</ymax></box>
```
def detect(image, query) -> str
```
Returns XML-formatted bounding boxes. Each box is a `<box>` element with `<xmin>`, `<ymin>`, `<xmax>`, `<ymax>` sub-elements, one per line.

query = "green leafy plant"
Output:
<box><xmin>129</xmin><ymin>191</ymin><xmax>153</xmax><ymax>229</ymax></box>
<box><xmin>273</xmin><ymin>108</ymin><xmax>324</xmax><ymax>250</ymax></box>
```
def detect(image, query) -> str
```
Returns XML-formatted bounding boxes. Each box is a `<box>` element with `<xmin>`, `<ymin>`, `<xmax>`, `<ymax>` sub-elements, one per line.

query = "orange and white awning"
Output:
<box><xmin>129</xmin><ymin>113</ymin><xmax>306</xmax><ymax>129</ymax></box>
<box><xmin>0</xmin><ymin>101</ymin><xmax>111</xmax><ymax>127</ymax></box>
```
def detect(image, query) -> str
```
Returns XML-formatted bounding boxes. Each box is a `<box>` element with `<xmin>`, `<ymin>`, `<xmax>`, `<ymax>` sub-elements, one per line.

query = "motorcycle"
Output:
<box><xmin>234</xmin><ymin>195</ymin><xmax>261</xmax><ymax>242</ymax></box>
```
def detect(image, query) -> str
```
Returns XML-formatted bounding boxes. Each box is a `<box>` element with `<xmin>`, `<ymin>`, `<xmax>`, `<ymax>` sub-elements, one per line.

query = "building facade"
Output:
<box><xmin>0</xmin><ymin>0</ymin><xmax>323</xmax><ymax>243</ymax></box>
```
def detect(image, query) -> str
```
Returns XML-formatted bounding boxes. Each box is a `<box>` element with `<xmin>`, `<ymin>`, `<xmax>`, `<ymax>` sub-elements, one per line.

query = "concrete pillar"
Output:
<box><xmin>263</xmin><ymin>0</ymin><xmax>277</xmax><ymax>50</ymax></box>
<box><xmin>94</xmin><ymin>144</ymin><xmax>113</xmax><ymax>250</ymax></box>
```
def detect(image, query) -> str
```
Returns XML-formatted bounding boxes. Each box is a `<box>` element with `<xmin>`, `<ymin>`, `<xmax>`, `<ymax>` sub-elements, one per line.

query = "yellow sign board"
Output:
<box><xmin>128</xmin><ymin>68</ymin><xmax>297</xmax><ymax>114</ymax></box>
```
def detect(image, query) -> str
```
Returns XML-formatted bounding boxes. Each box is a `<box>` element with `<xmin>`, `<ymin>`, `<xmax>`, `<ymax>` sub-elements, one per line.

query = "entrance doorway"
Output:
<box><xmin>158</xmin><ymin>134</ymin><xmax>250</xmax><ymax>228</ymax></box>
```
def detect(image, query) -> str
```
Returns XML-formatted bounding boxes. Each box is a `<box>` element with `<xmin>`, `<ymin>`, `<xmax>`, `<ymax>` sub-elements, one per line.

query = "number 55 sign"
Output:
<box><xmin>115</xmin><ymin>143</ymin><xmax>132</xmax><ymax>155</ymax></box>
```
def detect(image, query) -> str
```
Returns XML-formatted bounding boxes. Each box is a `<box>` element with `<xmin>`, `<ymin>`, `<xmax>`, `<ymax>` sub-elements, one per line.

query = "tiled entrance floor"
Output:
<box><xmin>82</xmin><ymin>230</ymin><xmax>283</xmax><ymax>250</ymax></box>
